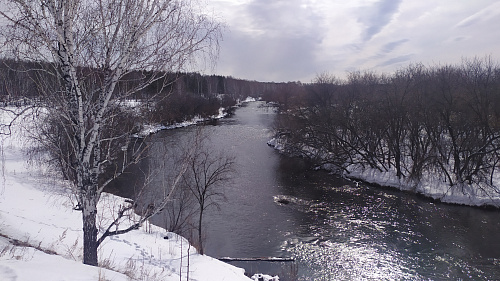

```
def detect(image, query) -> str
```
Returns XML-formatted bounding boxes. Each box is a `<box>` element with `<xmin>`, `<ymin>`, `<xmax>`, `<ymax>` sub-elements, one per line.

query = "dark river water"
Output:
<box><xmin>127</xmin><ymin>101</ymin><xmax>500</xmax><ymax>280</ymax></box>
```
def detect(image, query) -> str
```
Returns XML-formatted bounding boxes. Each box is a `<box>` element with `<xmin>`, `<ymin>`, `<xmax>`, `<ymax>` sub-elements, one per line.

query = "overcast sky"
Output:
<box><xmin>204</xmin><ymin>0</ymin><xmax>500</xmax><ymax>82</ymax></box>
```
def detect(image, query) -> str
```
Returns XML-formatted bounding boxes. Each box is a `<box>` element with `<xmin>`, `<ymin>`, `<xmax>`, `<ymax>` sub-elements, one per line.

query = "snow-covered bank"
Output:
<box><xmin>137</xmin><ymin>96</ymin><xmax>259</xmax><ymax>137</ymax></box>
<box><xmin>268</xmin><ymin>137</ymin><xmax>500</xmax><ymax>208</ymax></box>
<box><xmin>0</xmin><ymin>108</ymin><xmax>252</xmax><ymax>280</ymax></box>
<box><xmin>138</xmin><ymin>107</ymin><xmax>229</xmax><ymax>136</ymax></box>
<box><xmin>346</xmin><ymin>165</ymin><xmax>500</xmax><ymax>207</ymax></box>
<box><xmin>137</xmin><ymin>97</ymin><xmax>259</xmax><ymax>137</ymax></box>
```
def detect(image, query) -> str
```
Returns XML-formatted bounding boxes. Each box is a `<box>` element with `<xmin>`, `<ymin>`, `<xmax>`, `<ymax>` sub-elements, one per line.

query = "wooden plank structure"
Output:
<box><xmin>218</xmin><ymin>257</ymin><xmax>295</xmax><ymax>262</ymax></box>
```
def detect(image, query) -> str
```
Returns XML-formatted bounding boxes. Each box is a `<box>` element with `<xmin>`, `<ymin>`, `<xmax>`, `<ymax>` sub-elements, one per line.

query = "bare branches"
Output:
<box><xmin>96</xmin><ymin>199</ymin><xmax>137</xmax><ymax>246</ymax></box>
<box><xmin>97</xmin><ymin>137</ymin><xmax>197</xmax><ymax>246</ymax></box>
<box><xmin>272</xmin><ymin>57</ymin><xmax>500</xmax><ymax>199</ymax></box>
<box><xmin>180</xmin><ymin>128</ymin><xmax>235</xmax><ymax>254</ymax></box>
<box><xmin>0</xmin><ymin>0</ymin><xmax>222</xmax><ymax>266</ymax></box>
<box><xmin>0</xmin><ymin>106</ymin><xmax>34</xmax><ymax>135</ymax></box>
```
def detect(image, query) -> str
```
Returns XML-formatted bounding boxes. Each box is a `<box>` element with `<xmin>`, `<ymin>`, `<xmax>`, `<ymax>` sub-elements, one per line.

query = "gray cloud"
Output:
<box><xmin>241</xmin><ymin>0</ymin><xmax>326</xmax><ymax>38</ymax></box>
<box><xmin>455</xmin><ymin>2</ymin><xmax>500</xmax><ymax>28</ymax></box>
<box><xmin>377</xmin><ymin>54</ymin><xmax>414</xmax><ymax>67</ymax></box>
<box><xmin>219</xmin><ymin>30</ymin><xmax>320</xmax><ymax>82</ymax></box>
<box><xmin>358</xmin><ymin>0</ymin><xmax>403</xmax><ymax>42</ymax></box>
<box><xmin>360</xmin><ymin>39</ymin><xmax>409</xmax><ymax>63</ymax></box>
<box><xmin>208</xmin><ymin>0</ymin><xmax>500</xmax><ymax>82</ymax></box>
<box><xmin>214</xmin><ymin>0</ymin><xmax>326</xmax><ymax>81</ymax></box>
<box><xmin>381</xmin><ymin>39</ymin><xmax>409</xmax><ymax>54</ymax></box>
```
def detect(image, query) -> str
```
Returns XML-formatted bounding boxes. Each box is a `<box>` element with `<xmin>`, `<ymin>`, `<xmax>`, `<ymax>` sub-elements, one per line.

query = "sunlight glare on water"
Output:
<box><xmin>288</xmin><ymin>241</ymin><xmax>417</xmax><ymax>280</ymax></box>
<box><xmin>278</xmin><ymin>179</ymin><xmax>499</xmax><ymax>280</ymax></box>
<box><xmin>283</xmin><ymin>185</ymin><xmax>422</xmax><ymax>280</ymax></box>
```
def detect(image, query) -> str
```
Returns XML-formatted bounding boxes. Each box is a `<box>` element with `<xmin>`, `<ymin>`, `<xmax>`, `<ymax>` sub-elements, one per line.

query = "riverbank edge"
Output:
<box><xmin>0</xmin><ymin>106</ymin><xmax>254</xmax><ymax>281</ymax></box>
<box><xmin>267</xmin><ymin>136</ymin><xmax>500</xmax><ymax>209</ymax></box>
<box><xmin>136</xmin><ymin>97</ymin><xmax>257</xmax><ymax>137</ymax></box>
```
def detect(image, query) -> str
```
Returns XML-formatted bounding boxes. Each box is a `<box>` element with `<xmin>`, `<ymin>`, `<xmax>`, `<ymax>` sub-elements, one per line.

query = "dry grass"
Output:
<box><xmin>1</xmin><ymin>232</ymin><xmax>178</xmax><ymax>281</ymax></box>
<box><xmin>0</xmin><ymin>232</ymin><xmax>56</xmax><ymax>257</ymax></box>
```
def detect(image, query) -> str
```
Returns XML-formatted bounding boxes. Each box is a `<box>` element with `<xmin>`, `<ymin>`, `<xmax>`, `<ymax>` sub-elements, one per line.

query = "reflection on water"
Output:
<box><xmin>142</xmin><ymin>102</ymin><xmax>500</xmax><ymax>280</ymax></box>
<box><xmin>276</xmin><ymin>173</ymin><xmax>500</xmax><ymax>280</ymax></box>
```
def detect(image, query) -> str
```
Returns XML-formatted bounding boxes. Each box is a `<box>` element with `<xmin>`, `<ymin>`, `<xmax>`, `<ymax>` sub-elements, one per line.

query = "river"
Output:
<box><xmin>134</xmin><ymin>101</ymin><xmax>500</xmax><ymax>280</ymax></box>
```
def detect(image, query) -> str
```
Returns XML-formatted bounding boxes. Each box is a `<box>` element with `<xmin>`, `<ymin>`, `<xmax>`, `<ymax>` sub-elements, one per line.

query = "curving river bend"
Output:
<box><xmin>142</xmin><ymin>101</ymin><xmax>500</xmax><ymax>280</ymax></box>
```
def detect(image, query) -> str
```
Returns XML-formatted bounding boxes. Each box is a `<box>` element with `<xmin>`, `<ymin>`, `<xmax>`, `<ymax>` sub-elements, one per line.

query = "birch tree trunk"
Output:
<box><xmin>82</xmin><ymin>181</ymin><xmax>99</xmax><ymax>265</ymax></box>
<box><xmin>0</xmin><ymin>0</ymin><xmax>221</xmax><ymax>266</ymax></box>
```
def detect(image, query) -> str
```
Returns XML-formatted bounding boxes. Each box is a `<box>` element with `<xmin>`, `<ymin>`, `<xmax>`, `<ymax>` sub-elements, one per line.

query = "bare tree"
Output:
<box><xmin>273</xmin><ymin>58</ymin><xmax>500</xmax><ymax>202</ymax></box>
<box><xmin>0</xmin><ymin>0</ymin><xmax>221</xmax><ymax>266</ymax></box>
<box><xmin>182</xmin><ymin>129</ymin><xmax>234</xmax><ymax>255</ymax></box>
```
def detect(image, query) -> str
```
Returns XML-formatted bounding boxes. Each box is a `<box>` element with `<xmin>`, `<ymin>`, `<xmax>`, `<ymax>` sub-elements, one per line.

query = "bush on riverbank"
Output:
<box><xmin>266</xmin><ymin>57</ymin><xmax>500</xmax><ymax>207</ymax></box>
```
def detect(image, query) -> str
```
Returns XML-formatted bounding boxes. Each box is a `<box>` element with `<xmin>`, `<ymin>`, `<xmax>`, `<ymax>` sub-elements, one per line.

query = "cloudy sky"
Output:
<box><xmin>204</xmin><ymin>0</ymin><xmax>500</xmax><ymax>82</ymax></box>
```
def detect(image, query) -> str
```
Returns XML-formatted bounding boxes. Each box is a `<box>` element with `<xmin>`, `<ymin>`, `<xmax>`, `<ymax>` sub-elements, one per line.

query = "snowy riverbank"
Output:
<box><xmin>138</xmin><ymin>97</ymin><xmax>258</xmax><ymax>137</ymax></box>
<box><xmin>0</xmin><ymin>108</ymin><xmax>255</xmax><ymax>280</ymax></box>
<box><xmin>346</xmin><ymin>165</ymin><xmax>500</xmax><ymax>207</ymax></box>
<box><xmin>268</xmin><ymin>137</ymin><xmax>500</xmax><ymax>208</ymax></box>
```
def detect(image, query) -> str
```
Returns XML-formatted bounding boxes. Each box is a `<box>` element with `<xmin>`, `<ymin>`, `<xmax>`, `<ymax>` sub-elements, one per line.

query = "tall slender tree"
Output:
<box><xmin>182</xmin><ymin>129</ymin><xmax>234</xmax><ymax>255</ymax></box>
<box><xmin>0</xmin><ymin>0</ymin><xmax>221</xmax><ymax>266</ymax></box>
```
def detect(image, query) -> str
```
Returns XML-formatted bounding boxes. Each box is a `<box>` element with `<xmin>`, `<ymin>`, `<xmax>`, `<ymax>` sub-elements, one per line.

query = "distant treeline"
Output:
<box><xmin>0</xmin><ymin>59</ymin><xmax>281</xmax><ymax>125</ymax></box>
<box><xmin>264</xmin><ymin>57</ymin><xmax>500</xmax><ymax>192</ymax></box>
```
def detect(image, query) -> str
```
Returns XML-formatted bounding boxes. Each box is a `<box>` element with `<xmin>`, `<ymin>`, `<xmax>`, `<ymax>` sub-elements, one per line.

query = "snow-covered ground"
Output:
<box><xmin>346</xmin><ymin>165</ymin><xmax>500</xmax><ymax>207</ymax></box>
<box><xmin>0</xmin><ymin>108</ymin><xmax>255</xmax><ymax>280</ymax></box>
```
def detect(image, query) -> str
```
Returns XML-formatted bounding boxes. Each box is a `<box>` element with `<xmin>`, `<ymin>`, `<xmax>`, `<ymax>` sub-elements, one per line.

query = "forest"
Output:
<box><xmin>3</xmin><ymin>56</ymin><xmax>500</xmax><ymax>202</ymax></box>
<box><xmin>0</xmin><ymin>57</ymin><xmax>500</xmax><ymax>196</ymax></box>
<box><xmin>0</xmin><ymin>58</ymin><xmax>278</xmax><ymax>126</ymax></box>
<box><xmin>264</xmin><ymin>57</ymin><xmax>500</xmax><ymax>200</ymax></box>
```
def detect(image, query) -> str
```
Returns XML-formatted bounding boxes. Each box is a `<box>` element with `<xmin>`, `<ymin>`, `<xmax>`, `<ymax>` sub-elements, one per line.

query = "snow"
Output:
<box><xmin>137</xmin><ymin>107</ymin><xmax>229</xmax><ymax>137</ymax></box>
<box><xmin>346</xmin><ymin>165</ymin><xmax>500</xmax><ymax>207</ymax></box>
<box><xmin>250</xmin><ymin>273</ymin><xmax>279</xmax><ymax>281</ymax></box>
<box><xmin>0</xmin><ymin>107</ymin><xmax>252</xmax><ymax>281</ymax></box>
<box><xmin>266</xmin><ymin>137</ymin><xmax>285</xmax><ymax>152</ymax></box>
<box><xmin>241</xmin><ymin>97</ymin><xmax>257</xmax><ymax>103</ymax></box>
<box><xmin>0</xmin><ymin>238</ymin><xmax>128</xmax><ymax>281</ymax></box>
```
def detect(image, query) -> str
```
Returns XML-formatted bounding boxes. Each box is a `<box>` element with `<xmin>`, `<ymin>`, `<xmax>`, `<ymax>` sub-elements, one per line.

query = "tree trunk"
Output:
<box><xmin>83</xmin><ymin>211</ymin><xmax>98</xmax><ymax>266</ymax></box>
<box><xmin>198</xmin><ymin>208</ymin><xmax>204</xmax><ymax>255</ymax></box>
<box><xmin>82</xmin><ymin>184</ymin><xmax>99</xmax><ymax>266</ymax></box>
<box><xmin>395</xmin><ymin>148</ymin><xmax>402</xmax><ymax>178</ymax></box>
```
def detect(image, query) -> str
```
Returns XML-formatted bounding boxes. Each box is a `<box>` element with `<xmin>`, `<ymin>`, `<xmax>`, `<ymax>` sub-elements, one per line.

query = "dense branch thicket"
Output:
<box><xmin>144</xmin><ymin>72</ymin><xmax>277</xmax><ymax>125</ymax></box>
<box><xmin>0</xmin><ymin>59</ymin><xmax>281</xmax><ymax>125</ymax></box>
<box><xmin>267</xmin><ymin>57</ymin><xmax>500</xmax><ymax>197</ymax></box>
